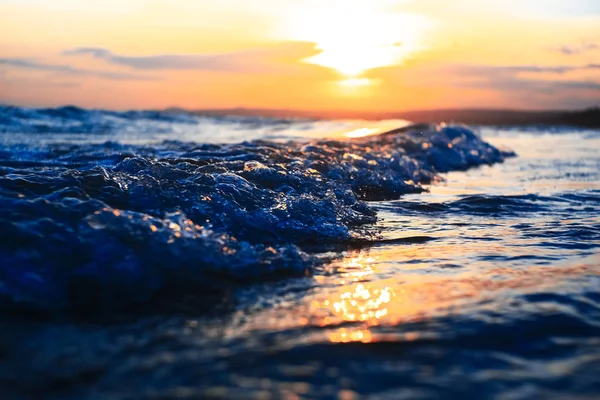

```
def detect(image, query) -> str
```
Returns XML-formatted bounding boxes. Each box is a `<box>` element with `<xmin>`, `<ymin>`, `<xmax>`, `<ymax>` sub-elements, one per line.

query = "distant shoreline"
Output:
<box><xmin>2</xmin><ymin>104</ymin><xmax>599</xmax><ymax>128</ymax></box>
<box><xmin>171</xmin><ymin>107</ymin><xmax>600</xmax><ymax>128</ymax></box>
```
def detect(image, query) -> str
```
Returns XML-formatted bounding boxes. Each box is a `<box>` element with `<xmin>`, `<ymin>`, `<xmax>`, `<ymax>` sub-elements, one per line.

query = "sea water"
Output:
<box><xmin>0</xmin><ymin>106</ymin><xmax>598</xmax><ymax>399</ymax></box>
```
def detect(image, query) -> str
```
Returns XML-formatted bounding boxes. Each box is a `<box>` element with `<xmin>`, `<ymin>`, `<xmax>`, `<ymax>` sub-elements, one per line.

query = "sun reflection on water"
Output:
<box><xmin>224</xmin><ymin>240</ymin><xmax>600</xmax><ymax>347</ymax></box>
<box><xmin>313</xmin><ymin>247</ymin><xmax>510</xmax><ymax>344</ymax></box>
<box><xmin>329</xmin><ymin>328</ymin><xmax>373</xmax><ymax>344</ymax></box>
<box><xmin>316</xmin><ymin>253</ymin><xmax>401</xmax><ymax>343</ymax></box>
<box><xmin>344</xmin><ymin>128</ymin><xmax>379</xmax><ymax>138</ymax></box>
<box><xmin>331</xmin><ymin>283</ymin><xmax>393</xmax><ymax>323</ymax></box>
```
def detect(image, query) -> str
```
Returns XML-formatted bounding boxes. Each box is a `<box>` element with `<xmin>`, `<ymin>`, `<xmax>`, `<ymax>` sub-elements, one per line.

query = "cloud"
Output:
<box><xmin>458</xmin><ymin>76</ymin><xmax>600</xmax><ymax>94</ymax></box>
<box><xmin>552</xmin><ymin>43</ymin><xmax>599</xmax><ymax>55</ymax></box>
<box><xmin>369</xmin><ymin>62</ymin><xmax>600</xmax><ymax>100</ymax></box>
<box><xmin>0</xmin><ymin>58</ymin><xmax>160</xmax><ymax>80</ymax></box>
<box><xmin>444</xmin><ymin>63</ymin><xmax>600</xmax><ymax>94</ymax></box>
<box><xmin>0</xmin><ymin>76</ymin><xmax>84</xmax><ymax>89</ymax></box>
<box><xmin>63</xmin><ymin>42</ymin><xmax>330</xmax><ymax>75</ymax></box>
<box><xmin>56</xmin><ymin>82</ymin><xmax>82</xmax><ymax>88</ymax></box>
<box><xmin>454</xmin><ymin>63</ymin><xmax>600</xmax><ymax>75</ymax></box>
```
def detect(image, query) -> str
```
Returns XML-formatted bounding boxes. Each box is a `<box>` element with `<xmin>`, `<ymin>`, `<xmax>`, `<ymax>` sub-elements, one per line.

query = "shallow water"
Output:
<box><xmin>0</xmin><ymin>106</ymin><xmax>599</xmax><ymax>399</ymax></box>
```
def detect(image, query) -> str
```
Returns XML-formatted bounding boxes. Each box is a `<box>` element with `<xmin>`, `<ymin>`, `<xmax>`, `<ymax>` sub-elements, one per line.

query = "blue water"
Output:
<box><xmin>0</xmin><ymin>105</ymin><xmax>598</xmax><ymax>399</ymax></box>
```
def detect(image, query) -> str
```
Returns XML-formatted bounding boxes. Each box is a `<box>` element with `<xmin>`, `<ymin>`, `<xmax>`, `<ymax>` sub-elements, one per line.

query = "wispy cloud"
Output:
<box><xmin>370</xmin><ymin>62</ymin><xmax>600</xmax><ymax>100</ymax></box>
<box><xmin>56</xmin><ymin>81</ymin><xmax>82</xmax><ymax>88</ymax></box>
<box><xmin>455</xmin><ymin>64</ymin><xmax>600</xmax><ymax>75</ymax></box>
<box><xmin>457</xmin><ymin>76</ymin><xmax>600</xmax><ymax>94</ymax></box>
<box><xmin>444</xmin><ymin>63</ymin><xmax>600</xmax><ymax>94</ymax></box>
<box><xmin>552</xmin><ymin>43</ymin><xmax>599</xmax><ymax>55</ymax></box>
<box><xmin>63</xmin><ymin>42</ymin><xmax>329</xmax><ymax>75</ymax></box>
<box><xmin>0</xmin><ymin>58</ymin><xmax>161</xmax><ymax>80</ymax></box>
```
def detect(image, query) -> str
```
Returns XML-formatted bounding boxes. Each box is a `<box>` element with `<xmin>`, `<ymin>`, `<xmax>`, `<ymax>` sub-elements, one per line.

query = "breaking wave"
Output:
<box><xmin>0</xmin><ymin>107</ymin><xmax>513</xmax><ymax>311</ymax></box>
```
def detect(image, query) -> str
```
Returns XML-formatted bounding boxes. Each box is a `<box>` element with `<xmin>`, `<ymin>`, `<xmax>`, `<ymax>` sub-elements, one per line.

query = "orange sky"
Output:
<box><xmin>0</xmin><ymin>0</ymin><xmax>599</xmax><ymax>111</ymax></box>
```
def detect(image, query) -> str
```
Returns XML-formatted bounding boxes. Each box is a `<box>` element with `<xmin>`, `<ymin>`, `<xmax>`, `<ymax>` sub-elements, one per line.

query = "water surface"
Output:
<box><xmin>0</xmin><ymin>106</ymin><xmax>598</xmax><ymax>399</ymax></box>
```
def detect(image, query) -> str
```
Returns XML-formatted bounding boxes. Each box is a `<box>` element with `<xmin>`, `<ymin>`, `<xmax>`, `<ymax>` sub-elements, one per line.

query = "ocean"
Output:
<box><xmin>0</xmin><ymin>105</ymin><xmax>599</xmax><ymax>399</ymax></box>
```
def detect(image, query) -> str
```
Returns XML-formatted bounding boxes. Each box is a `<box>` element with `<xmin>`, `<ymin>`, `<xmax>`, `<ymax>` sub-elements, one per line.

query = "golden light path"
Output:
<box><xmin>280</xmin><ymin>0</ymin><xmax>432</xmax><ymax>85</ymax></box>
<box><xmin>217</xmin><ymin>241</ymin><xmax>599</xmax><ymax>348</ymax></box>
<box><xmin>343</xmin><ymin>127</ymin><xmax>379</xmax><ymax>138</ymax></box>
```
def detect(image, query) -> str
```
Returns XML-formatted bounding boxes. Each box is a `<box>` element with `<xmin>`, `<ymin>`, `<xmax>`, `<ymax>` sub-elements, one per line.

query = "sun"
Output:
<box><xmin>280</xmin><ymin>0</ymin><xmax>432</xmax><ymax>78</ymax></box>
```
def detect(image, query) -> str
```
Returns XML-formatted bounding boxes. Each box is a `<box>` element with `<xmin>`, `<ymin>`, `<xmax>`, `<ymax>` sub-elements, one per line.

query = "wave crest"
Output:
<box><xmin>0</xmin><ymin>118</ymin><xmax>513</xmax><ymax>310</ymax></box>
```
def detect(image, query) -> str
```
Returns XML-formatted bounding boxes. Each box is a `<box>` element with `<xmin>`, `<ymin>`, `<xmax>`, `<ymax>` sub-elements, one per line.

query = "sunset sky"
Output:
<box><xmin>1</xmin><ymin>0</ymin><xmax>599</xmax><ymax>111</ymax></box>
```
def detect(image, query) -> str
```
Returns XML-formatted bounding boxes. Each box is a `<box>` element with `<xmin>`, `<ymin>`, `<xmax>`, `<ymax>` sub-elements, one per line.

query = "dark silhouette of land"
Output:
<box><xmin>170</xmin><ymin>107</ymin><xmax>600</xmax><ymax>128</ymax></box>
